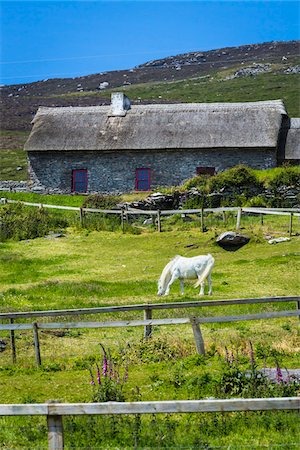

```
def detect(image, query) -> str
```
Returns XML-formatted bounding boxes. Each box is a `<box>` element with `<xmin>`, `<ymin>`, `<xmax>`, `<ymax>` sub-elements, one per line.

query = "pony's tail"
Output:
<box><xmin>194</xmin><ymin>254</ymin><xmax>215</xmax><ymax>288</ymax></box>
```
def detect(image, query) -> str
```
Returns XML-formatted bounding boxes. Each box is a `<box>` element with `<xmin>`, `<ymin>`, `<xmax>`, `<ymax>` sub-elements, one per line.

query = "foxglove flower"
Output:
<box><xmin>276</xmin><ymin>363</ymin><xmax>284</xmax><ymax>384</ymax></box>
<box><xmin>100</xmin><ymin>343</ymin><xmax>108</xmax><ymax>377</ymax></box>
<box><xmin>89</xmin><ymin>369</ymin><xmax>95</xmax><ymax>386</ymax></box>
<box><xmin>96</xmin><ymin>363</ymin><xmax>101</xmax><ymax>385</ymax></box>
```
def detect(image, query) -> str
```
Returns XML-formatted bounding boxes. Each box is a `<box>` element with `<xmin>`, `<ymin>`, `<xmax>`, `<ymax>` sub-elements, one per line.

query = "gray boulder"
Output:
<box><xmin>217</xmin><ymin>231</ymin><xmax>250</xmax><ymax>251</ymax></box>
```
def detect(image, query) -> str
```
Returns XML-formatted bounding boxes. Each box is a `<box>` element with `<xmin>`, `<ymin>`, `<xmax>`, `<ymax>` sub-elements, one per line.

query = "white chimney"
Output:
<box><xmin>110</xmin><ymin>92</ymin><xmax>131</xmax><ymax>117</ymax></box>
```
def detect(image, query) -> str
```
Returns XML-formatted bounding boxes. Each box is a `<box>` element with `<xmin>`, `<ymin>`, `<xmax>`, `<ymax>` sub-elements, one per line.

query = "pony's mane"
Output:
<box><xmin>158</xmin><ymin>255</ymin><xmax>181</xmax><ymax>288</ymax></box>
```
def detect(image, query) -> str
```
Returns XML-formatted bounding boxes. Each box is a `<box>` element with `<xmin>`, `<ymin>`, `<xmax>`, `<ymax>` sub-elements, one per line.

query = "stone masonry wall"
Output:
<box><xmin>28</xmin><ymin>148</ymin><xmax>277</xmax><ymax>193</ymax></box>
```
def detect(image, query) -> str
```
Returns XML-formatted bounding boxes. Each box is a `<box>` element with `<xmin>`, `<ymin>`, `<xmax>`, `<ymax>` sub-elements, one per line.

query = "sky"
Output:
<box><xmin>0</xmin><ymin>1</ymin><xmax>299</xmax><ymax>85</ymax></box>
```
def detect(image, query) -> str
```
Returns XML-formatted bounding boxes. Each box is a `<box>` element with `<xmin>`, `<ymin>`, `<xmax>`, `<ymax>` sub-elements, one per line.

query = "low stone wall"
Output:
<box><xmin>0</xmin><ymin>181</ymin><xmax>29</xmax><ymax>192</ymax></box>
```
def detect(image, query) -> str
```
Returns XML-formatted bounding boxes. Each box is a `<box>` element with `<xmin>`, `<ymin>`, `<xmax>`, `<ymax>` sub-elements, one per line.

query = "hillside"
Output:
<box><xmin>1</xmin><ymin>40</ymin><xmax>299</xmax><ymax>133</ymax></box>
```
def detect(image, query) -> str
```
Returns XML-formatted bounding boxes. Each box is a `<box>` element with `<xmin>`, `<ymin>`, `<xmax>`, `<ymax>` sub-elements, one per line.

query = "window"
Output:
<box><xmin>136</xmin><ymin>168</ymin><xmax>151</xmax><ymax>191</ymax></box>
<box><xmin>196</xmin><ymin>167</ymin><xmax>216</xmax><ymax>176</ymax></box>
<box><xmin>72</xmin><ymin>169</ymin><xmax>88</xmax><ymax>193</ymax></box>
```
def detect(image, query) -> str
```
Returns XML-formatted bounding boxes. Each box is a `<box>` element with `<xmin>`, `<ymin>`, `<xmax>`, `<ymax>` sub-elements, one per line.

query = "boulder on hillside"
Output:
<box><xmin>217</xmin><ymin>231</ymin><xmax>250</xmax><ymax>251</ymax></box>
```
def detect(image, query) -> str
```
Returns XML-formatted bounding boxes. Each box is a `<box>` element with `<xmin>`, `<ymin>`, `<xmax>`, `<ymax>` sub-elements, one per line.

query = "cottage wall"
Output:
<box><xmin>28</xmin><ymin>148</ymin><xmax>276</xmax><ymax>193</ymax></box>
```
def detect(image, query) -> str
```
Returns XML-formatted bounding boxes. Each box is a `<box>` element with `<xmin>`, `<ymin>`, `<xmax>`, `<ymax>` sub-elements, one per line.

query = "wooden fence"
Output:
<box><xmin>0</xmin><ymin>397</ymin><xmax>299</xmax><ymax>449</ymax></box>
<box><xmin>1</xmin><ymin>296</ymin><xmax>299</xmax><ymax>365</ymax></box>
<box><xmin>1</xmin><ymin>198</ymin><xmax>299</xmax><ymax>233</ymax></box>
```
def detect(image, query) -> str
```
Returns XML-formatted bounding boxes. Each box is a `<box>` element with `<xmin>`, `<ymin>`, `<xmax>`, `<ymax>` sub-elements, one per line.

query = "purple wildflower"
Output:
<box><xmin>276</xmin><ymin>363</ymin><xmax>284</xmax><ymax>384</ymax></box>
<box><xmin>89</xmin><ymin>369</ymin><xmax>95</xmax><ymax>386</ymax></box>
<box><xmin>96</xmin><ymin>363</ymin><xmax>101</xmax><ymax>385</ymax></box>
<box><xmin>100</xmin><ymin>343</ymin><xmax>108</xmax><ymax>377</ymax></box>
<box><xmin>109</xmin><ymin>358</ymin><xmax>114</xmax><ymax>378</ymax></box>
<box><xmin>103</xmin><ymin>354</ymin><xmax>108</xmax><ymax>377</ymax></box>
<box><xmin>284</xmin><ymin>367</ymin><xmax>291</xmax><ymax>385</ymax></box>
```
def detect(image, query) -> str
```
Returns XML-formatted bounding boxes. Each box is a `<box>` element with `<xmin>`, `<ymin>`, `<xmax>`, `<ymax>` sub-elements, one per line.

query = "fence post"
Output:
<box><xmin>190</xmin><ymin>317</ymin><xmax>205</xmax><ymax>355</ymax></box>
<box><xmin>236</xmin><ymin>207</ymin><xmax>242</xmax><ymax>230</ymax></box>
<box><xmin>200</xmin><ymin>208</ymin><xmax>205</xmax><ymax>232</ymax></box>
<box><xmin>121</xmin><ymin>208</ymin><xmax>125</xmax><ymax>233</ymax></box>
<box><xmin>222</xmin><ymin>211</ymin><xmax>226</xmax><ymax>225</ymax></box>
<box><xmin>297</xmin><ymin>300</ymin><xmax>300</xmax><ymax>322</ymax></box>
<box><xmin>10</xmin><ymin>319</ymin><xmax>16</xmax><ymax>363</ymax></box>
<box><xmin>144</xmin><ymin>306</ymin><xmax>152</xmax><ymax>339</ymax></box>
<box><xmin>289</xmin><ymin>213</ymin><xmax>293</xmax><ymax>237</ymax></box>
<box><xmin>79</xmin><ymin>208</ymin><xmax>84</xmax><ymax>226</ymax></box>
<box><xmin>260</xmin><ymin>213</ymin><xmax>264</xmax><ymax>226</ymax></box>
<box><xmin>33</xmin><ymin>322</ymin><xmax>42</xmax><ymax>366</ymax></box>
<box><xmin>47</xmin><ymin>401</ymin><xmax>64</xmax><ymax>450</ymax></box>
<box><xmin>157</xmin><ymin>210</ymin><xmax>161</xmax><ymax>232</ymax></box>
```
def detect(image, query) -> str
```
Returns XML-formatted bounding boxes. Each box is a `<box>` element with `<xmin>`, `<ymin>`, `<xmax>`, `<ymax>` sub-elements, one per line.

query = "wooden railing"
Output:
<box><xmin>1</xmin><ymin>198</ymin><xmax>299</xmax><ymax>233</ymax></box>
<box><xmin>0</xmin><ymin>398</ymin><xmax>299</xmax><ymax>450</ymax></box>
<box><xmin>1</xmin><ymin>297</ymin><xmax>299</xmax><ymax>365</ymax></box>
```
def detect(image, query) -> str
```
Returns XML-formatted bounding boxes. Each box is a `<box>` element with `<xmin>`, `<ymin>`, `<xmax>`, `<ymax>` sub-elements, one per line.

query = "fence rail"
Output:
<box><xmin>1</xmin><ymin>296</ymin><xmax>298</xmax><ymax>320</ymax></box>
<box><xmin>1</xmin><ymin>297</ymin><xmax>299</xmax><ymax>365</ymax></box>
<box><xmin>0</xmin><ymin>398</ymin><xmax>299</xmax><ymax>450</ymax></box>
<box><xmin>1</xmin><ymin>397</ymin><xmax>299</xmax><ymax>416</ymax></box>
<box><xmin>1</xmin><ymin>198</ymin><xmax>299</xmax><ymax>232</ymax></box>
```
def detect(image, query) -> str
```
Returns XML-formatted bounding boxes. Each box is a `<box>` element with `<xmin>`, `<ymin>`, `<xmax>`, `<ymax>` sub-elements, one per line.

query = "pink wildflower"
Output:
<box><xmin>100</xmin><ymin>344</ymin><xmax>108</xmax><ymax>377</ymax></box>
<box><xmin>96</xmin><ymin>363</ymin><xmax>101</xmax><ymax>385</ymax></box>
<box><xmin>276</xmin><ymin>363</ymin><xmax>284</xmax><ymax>384</ymax></box>
<box><xmin>89</xmin><ymin>369</ymin><xmax>95</xmax><ymax>386</ymax></box>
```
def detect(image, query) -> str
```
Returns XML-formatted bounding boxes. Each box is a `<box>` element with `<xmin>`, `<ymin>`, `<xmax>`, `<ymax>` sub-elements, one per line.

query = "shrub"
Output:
<box><xmin>208</xmin><ymin>165</ymin><xmax>262</xmax><ymax>193</ymax></box>
<box><xmin>216</xmin><ymin>343</ymin><xmax>300</xmax><ymax>399</ymax></box>
<box><xmin>82</xmin><ymin>194</ymin><xmax>120</xmax><ymax>210</ymax></box>
<box><xmin>182</xmin><ymin>175</ymin><xmax>209</xmax><ymax>191</ymax></box>
<box><xmin>245</xmin><ymin>195</ymin><xmax>268</xmax><ymax>207</ymax></box>
<box><xmin>267</xmin><ymin>167</ymin><xmax>300</xmax><ymax>190</ymax></box>
<box><xmin>0</xmin><ymin>203</ymin><xmax>67</xmax><ymax>242</ymax></box>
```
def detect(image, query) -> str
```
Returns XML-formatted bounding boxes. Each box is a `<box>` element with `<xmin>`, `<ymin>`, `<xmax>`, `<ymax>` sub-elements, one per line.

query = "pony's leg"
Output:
<box><xmin>196</xmin><ymin>272</ymin><xmax>205</xmax><ymax>296</ymax></box>
<box><xmin>208</xmin><ymin>274</ymin><xmax>212</xmax><ymax>295</ymax></box>
<box><xmin>165</xmin><ymin>273</ymin><xmax>178</xmax><ymax>295</ymax></box>
<box><xmin>199</xmin><ymin>282</ymin><xmax>205</xmax><ymax>296</ymax></box>
<box><xmin>180</xmin><ymin>280</ymin><xmax>184</xmax><ymax>295</ymax></box>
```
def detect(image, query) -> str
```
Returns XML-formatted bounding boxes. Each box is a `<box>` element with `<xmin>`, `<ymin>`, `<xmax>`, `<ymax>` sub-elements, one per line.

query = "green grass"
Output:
<box><xmin>0</xmin><ymin>191</ymin><xmax>151</xmax><ymax>207</ymax></box>
<box><xmin>0</xmin><ymin>225</ymin><xmax>299</xmax><ymax>447</ymax></box>
<box><xmin>0</xmin><ymin>150</ymin><xmax>28</xmax><ymax>181</ymax></box>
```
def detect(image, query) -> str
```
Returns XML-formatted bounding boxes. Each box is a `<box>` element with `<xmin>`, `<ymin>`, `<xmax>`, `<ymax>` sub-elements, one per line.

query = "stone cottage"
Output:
<box><xmin>24</xmin><ymin>94</ymin><xmax>296</xmax><ymax>193</ymax></box>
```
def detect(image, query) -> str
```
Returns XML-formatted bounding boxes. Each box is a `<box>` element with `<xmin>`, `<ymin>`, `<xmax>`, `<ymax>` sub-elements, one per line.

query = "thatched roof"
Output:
<box><xmin>285</xmin><ymin>118</ymin><xmax>300</xmax><ymax>160</ymax></box>
<box><xmin>25</xmin><ymin>100</ymin><xmax>287</xmax><ymax>152</ymax></box>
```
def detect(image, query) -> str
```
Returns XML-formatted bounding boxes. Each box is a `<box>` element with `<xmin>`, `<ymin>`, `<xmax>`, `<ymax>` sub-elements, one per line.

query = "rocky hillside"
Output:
<box><xmin>0</xmin><ymin>40</ymin><xmax>299</xmax><ymax>133</ymax></box>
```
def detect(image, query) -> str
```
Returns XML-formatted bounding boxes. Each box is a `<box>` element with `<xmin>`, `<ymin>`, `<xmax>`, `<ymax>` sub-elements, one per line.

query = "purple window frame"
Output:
<box><xmin>135</xmin><ymin>168</ymin><xmax>151</xmax><ymax>191</ymax></box>
<box><xmin>196</xmin><ymin>167</ymin><xmax>216</xmax><ymax>176</ymax></box>
<box><xmin>72</xmin><ymin>169</ymin><xmax>88</xmax><ymax>193</ymax></box>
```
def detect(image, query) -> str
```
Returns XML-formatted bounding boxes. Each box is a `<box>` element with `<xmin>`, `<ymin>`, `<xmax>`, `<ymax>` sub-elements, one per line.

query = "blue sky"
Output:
<box><xmin>1</xmin><ymin>1</ymin><xmax>299</xmax><ymax>85</ymax></box>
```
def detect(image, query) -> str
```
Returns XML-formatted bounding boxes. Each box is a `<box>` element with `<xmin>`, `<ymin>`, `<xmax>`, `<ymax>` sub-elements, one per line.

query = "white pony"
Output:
<box><xmin>157</xmin><ymin>254</ymin><xmax>215</xmax><ymax>296</ymax></box>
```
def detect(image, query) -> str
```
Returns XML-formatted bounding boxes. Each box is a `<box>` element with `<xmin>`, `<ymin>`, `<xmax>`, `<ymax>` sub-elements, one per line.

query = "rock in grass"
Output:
<box><xmin>268</xmin><ymin>237</ymin><xmax>291</xmax><ymax>244</ymax></box>
<box><xmin>217</xmin><ymin>231</ymin><xmax>250</xmax><ymax>251</ymax></box>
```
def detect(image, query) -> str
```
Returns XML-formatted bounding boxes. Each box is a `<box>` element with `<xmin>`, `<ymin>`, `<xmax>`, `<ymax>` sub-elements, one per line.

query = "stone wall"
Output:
<box><xmin>0</xmin><ymin>180</ymin><xmax>29</xmax><ymax>192</ymax></box>
<box><xmin>28</xmin><ymin>148</ymin><xmax>277</xmax><ymax>193</ymax></box>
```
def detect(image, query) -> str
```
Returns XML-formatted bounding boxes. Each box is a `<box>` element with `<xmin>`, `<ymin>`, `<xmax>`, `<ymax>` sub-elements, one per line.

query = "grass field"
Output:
<box><xmin>0</xmin><ymin>214</ymin><xmax>299</xmax><ymax>447</ymax></box>
<box><xmin>0</xmin><ymin>223</ymin><xmax>300</xmax><ymax>448</ymax></box>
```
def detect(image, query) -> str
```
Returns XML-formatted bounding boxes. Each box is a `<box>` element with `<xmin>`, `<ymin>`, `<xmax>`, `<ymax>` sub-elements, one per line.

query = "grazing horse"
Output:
<box><xmin>157</xmin><ymin>254</ymin><xmax>215</xmax><ymax>296</ymax></box>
